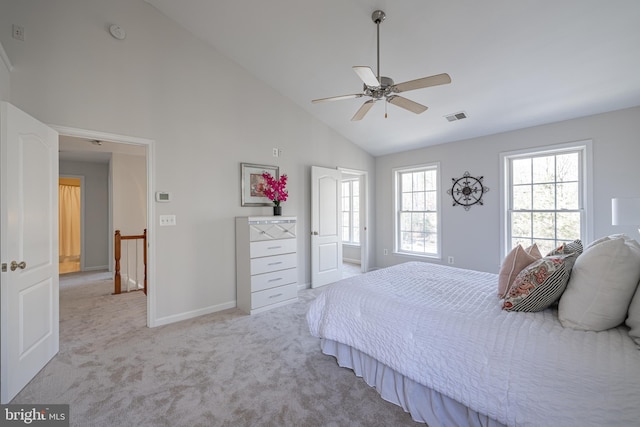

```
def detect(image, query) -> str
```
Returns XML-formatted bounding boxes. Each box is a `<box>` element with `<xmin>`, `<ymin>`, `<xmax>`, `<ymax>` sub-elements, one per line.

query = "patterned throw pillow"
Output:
<box><xmin>546</xmin><ymin>239</ymin><xmax>583</xmax><ymax>257</ymax></box>
<box><xmin>503</xmin><ymin>253</ymin><xmax>577</xmax><ymax>312</ymax></box>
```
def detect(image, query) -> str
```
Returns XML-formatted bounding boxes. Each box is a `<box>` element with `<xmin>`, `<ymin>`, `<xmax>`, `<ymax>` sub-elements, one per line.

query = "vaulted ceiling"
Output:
<box><xmin>145</xmin><ymin>0</ymin><xmax>640</xmax><ymax>156</ymax></box>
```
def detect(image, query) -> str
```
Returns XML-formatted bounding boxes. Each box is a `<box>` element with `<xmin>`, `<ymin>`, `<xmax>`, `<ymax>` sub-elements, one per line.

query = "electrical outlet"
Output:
<box><xmin>12</xmin><ymin>24</ymin><xmax>24</xmax><ymax>41</ymax></box>
<box><xmin>272</xmin><ymin>148</ymin><xmax>279</xmax><ymax>157</ymax></box>
<box><xmin>448</xmin><ymin>256</ymin><xmax>454</xmax><ymax>264</ymax></box>
<box><xmin>159</xmin><ymin>215</ymin><xmax>176</xmax><ymax>226</ymax></box>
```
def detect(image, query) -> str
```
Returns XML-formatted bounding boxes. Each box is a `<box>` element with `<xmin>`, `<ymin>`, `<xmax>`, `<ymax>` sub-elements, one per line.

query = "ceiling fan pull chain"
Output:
<box><xmin>385</xmin><ymin>100</ymin><xmax>388</xmax><ymax>118</ymax></box>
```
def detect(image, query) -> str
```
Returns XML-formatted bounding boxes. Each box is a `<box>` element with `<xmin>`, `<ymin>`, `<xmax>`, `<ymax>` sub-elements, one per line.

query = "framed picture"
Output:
<box><xmin>241</xmin><ymin>163</ymin><xmax>279</xmax><ymax>206</ymax></box>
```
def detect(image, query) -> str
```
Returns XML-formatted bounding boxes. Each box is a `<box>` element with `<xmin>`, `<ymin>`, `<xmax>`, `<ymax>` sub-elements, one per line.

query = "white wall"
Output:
<box><xmin>343</xmin><ymin>245</ymin><xmax>361</xmax><ymax>264</ymax></box>
<box><xmin>376</xmin><ymin>106</ymin><xmax>640</xmax><ymax>273</ymax></box>
<box><xmin>112</xmin><ymin>153</ymin><xmax>146</xmax><ymax>236</ymax></box>
<box><xmin>0</xmin><ymin>0</ymin><xmax>375</xmax><ymax>324</ymax></box>
<box><xmin>0</xmin><ymin>42</ymin><xmax>10</xmax><ymax>101</ymax></box>
<box><xmin>59</xmin><ymin>159</ymin><xmax>110</xmax><ymax>270</ymax></box>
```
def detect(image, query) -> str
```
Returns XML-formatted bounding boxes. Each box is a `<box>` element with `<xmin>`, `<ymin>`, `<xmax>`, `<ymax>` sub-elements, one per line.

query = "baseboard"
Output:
<box><xmin>153</xmin><ymin>300</ymin><xmax>237</xmax><ymax>327</ymax></box>
<box><xmin>343</xmin><ymin>258</ymin><xmax>361</xmax><ymax>265</ymax></box>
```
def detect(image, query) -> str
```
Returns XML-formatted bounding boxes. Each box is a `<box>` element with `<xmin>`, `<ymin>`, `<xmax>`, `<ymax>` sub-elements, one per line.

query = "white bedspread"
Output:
<box><xmin>306</xmin><ymin>262</ymin><xmax>640</xmax><ymax>426</ymax></box>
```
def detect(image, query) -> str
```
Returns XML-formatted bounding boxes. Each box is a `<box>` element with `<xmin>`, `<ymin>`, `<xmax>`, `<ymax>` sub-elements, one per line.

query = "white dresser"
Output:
<box><xmin>235</xmin><ymin>216</ymin><xmax>298</xmax><ymax>314</ymax></box>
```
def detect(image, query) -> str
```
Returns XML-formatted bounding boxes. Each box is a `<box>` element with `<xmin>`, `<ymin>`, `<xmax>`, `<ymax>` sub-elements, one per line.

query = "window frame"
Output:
<box><xmin>393</xmin><ymin>162</ymin><xmax>441</xmax><ymax>259</ymax></box>
<box><xmin>341</xmin><ymin>178</ymin><xmax>360</xmax><ymax>246</ymax></box>
<box><xmin>499</xmin><ymin>140</ymin><xmax>593</xmax><ymax>261</ymax></box>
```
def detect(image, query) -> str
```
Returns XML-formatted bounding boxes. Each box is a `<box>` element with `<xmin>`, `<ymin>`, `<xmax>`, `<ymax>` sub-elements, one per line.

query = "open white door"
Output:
<box><xmin>1</xmin><ymin>102</ymin><xmax>59</xmax><ymax>403</ymax></box>
<box><xmin>311</xmin><ymin>166</ymin><xmax>342</xmax><ymax>288</ymax></box>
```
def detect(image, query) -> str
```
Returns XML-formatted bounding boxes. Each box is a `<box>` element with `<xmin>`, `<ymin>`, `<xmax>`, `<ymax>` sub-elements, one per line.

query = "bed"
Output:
<box><xmin>306</xmin><ymin>261</ymin><xmax>640</xmax><ymax>426</ymax></box>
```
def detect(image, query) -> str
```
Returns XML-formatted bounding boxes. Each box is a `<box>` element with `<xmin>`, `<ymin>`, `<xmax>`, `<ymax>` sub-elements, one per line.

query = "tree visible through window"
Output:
<box><xmin>395</xmin><ymin>164</ymin><xmax>439</xmax><ymax>257</ymax></box>
<box><xmin>507</xmin><ymin>148</ymin><xmax>585</xmax><ymax>255</ymax></box>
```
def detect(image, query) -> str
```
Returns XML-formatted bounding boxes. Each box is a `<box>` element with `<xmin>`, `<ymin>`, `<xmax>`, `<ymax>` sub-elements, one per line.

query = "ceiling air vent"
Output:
<box><xmin>445</xmin><ymin>111</ymin><xmax>467</xmax><ymax>122</ymax></box>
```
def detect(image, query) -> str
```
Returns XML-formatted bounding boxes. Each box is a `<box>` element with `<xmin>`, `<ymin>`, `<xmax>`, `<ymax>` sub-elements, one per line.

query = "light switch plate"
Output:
<box><xmin>159</xmin><ymin>215</ymin><xmax>176</xmax><ymax>226</ymax></box>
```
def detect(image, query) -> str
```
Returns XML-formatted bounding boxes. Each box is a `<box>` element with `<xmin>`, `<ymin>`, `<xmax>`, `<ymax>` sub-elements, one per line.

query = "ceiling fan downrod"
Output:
<box><xmin>372</xmin><ymin>10</ymin><xmax>386</xmax><ymax>83</ymax></box>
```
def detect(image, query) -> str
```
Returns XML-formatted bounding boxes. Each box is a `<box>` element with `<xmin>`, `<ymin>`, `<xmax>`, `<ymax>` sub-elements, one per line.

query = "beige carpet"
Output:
<box><xmin>11</xmin><ymin>272</ymin><xmax>418</xmax><ymax>426</ymax></box>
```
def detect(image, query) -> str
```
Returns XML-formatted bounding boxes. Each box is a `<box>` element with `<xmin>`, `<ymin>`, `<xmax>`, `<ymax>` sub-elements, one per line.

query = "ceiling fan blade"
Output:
<box><xmin>351</xmin><ymin>100</ymin><xmax>376</xmax><ymax>121</ymax></box>
<box><xmin>392</xmin><ymin>73</ymin><xmax>451</xmax><ymax>93</ymax></box>
<box><xmin>311</xmin><ymin>93</ymin><xmax>363</xmax><ymax>103</ymax></box>
<box><xmin>387</xmin><ymin>95</ymin><xmax>428</xmax><ymax>114</ymax></box>
<box><xmin>353</xmin><ymin>66</ymin><xmax>380</xmax><ymax>87</ymax></box>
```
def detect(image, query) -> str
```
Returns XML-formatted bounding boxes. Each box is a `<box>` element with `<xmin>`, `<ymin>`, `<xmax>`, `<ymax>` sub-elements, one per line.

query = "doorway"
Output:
<box><xmin>59</xmin><ymin>176</ymin><xmax>82</xmax><ymax>274</ymax></box>
<box><xmin>310</xmin><ymin>165</ymin><xmax>369</xmax><ymax>288</ymax></box>
<box><xmin>53</xmin><ymin>125</ymin><xmax>155</xmax><ymax>327</ymax></box>
<box><xmin>340</xmin><ymin>168</ymin><xmax>368</xmax><ymax>276</ymax></box>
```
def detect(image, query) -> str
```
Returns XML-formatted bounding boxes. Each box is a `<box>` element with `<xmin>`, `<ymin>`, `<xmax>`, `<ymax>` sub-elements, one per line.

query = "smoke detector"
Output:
<box><xmin>109</xmin><ymin>24</ymin><xmax>126</xmax><ymax>40</ymax></box>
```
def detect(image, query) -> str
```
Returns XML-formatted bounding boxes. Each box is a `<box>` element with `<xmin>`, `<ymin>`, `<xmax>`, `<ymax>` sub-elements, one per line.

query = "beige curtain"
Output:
<box><xmin>59</xmin><ymin>184</ymin><xmax>81</xmax><ymax>259</ymax></box>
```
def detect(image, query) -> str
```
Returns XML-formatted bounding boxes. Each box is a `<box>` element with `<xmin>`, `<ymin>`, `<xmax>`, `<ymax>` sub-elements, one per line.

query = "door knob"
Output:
<box><xmin>311</xmin><ymin>231</ymin><xmax>319</xmax><ymax>235</ymax></box>
<box><xmin>10</xmin><ymin>261</ymin><xmax>26</xmax><ymax>271</ymax></box>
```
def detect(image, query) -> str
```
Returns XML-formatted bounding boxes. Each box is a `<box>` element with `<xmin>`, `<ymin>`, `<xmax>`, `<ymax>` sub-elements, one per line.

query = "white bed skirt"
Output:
<box><xmin>321</xmin><ymin>338</ymin><xmax>505</xmax><ymax>427</ymax></box>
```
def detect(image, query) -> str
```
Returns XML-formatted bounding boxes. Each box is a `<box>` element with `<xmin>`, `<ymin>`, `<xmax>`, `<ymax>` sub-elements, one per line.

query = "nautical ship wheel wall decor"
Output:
<box><xmin>447</xmin><ymin>171</ymin><xmax>489</xmax><ymax>210</ymax></box>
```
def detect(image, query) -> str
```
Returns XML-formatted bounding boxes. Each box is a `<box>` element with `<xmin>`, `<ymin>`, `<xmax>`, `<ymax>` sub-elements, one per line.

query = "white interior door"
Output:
<box><xmin>1</xmin><ymin>102</ymin><xmax>59</xmax><ymax>403</ymax></box>
<box><xmin>311</xmin><ymin>166</ymin><xmax>342</xmax><ymax>288</ymax></box>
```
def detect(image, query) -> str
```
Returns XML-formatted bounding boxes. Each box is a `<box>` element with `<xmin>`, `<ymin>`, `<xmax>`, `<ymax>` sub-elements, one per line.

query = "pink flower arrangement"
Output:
<box><xmin>261</xmin><ymin>172</ymin><xmax>288</xmax><ymax>206</ymax></box>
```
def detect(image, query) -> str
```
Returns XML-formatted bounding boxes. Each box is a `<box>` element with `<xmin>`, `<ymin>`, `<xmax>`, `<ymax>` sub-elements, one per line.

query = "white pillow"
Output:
<box><xmin>586</xmin><ymin>233</ymin><xmax>624</xmax><ymax>249</ymax></box>
<box><xmin>626</xmin><ymin>286</ymin><xmax>640</xmax><ymax>347</ymax></box>
<box><xmin>558</xmin><ymin>235</ymin><xmax>640</xmax><ymax>331</ymax></box>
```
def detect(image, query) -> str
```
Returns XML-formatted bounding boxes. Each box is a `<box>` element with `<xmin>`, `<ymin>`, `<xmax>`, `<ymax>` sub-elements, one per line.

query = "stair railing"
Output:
<box><xmin>114</xmin><ymin>229</ymin><xmax>147</xmax><ymax>295</ymax></box>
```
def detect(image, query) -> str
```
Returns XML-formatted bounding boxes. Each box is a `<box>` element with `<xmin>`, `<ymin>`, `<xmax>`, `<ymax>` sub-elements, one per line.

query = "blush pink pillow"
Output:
<box><xmin>498</xmin><ymin>244</ymin><xmax>541</xmax><ymax>298</ymax></box>
<box><xmin>526</xmin><ymin>243</ymin><xmax>542</xmax><ymax>259</ymax></box>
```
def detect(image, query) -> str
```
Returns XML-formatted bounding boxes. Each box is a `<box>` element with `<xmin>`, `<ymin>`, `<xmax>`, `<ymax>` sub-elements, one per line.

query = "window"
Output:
<box><xmin>341</xmin><ymin>179</ymin><xmax>360</xmax><ymax>245</ymax></box>
<box><xmin>394</xmin><ymin>163</ymin><xmax>440</xmax><ymax>257</ymax></box>
<box><xmin>502</xmin><ymin>142</ymin><xmax>591</xmax><ymax>256</ymax></box>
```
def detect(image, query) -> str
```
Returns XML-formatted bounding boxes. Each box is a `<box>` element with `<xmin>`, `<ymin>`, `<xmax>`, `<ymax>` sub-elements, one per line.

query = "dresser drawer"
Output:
<box><xmin>250</xmin><ymin>238</ymin><xmax>296</xmax><ymax>258</ymax></box>
<box><xmin>249</xmin><ymin>222</ymin><xmax>296</xmax><ymax>241</ymax></box>
<box><xmin>252</xmin><ymin>283</ymin><xmax>298</xmax><ymax>310</ymax></box>
<box><xmin>251</xmin><ymin>267</ymin><xmax>296</xmax><ymax>292</ymax></box>
<box><xmin>250</xmin><ymin>252</ymin><xmax>296</xmax><ymax>275</ymax></box>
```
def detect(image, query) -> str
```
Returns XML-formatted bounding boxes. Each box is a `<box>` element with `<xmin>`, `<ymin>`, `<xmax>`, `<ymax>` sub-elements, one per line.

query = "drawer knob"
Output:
<box><xmin>269</xmin><ymin>293</ymin><xmax>283</xmax><ymax>299</ymax></box>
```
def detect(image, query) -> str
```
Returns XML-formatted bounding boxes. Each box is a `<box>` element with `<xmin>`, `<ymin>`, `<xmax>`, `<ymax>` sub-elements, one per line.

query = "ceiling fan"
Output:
<box><xmin>312</xmin><ymin>10</ymin><xmax>451</xmax><ymax>121</ymax></box>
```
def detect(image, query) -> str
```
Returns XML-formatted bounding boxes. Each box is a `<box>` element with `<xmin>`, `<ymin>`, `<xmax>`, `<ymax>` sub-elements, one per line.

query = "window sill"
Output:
<box><xmin>394</xmin><ymin>251</ymin><xmax>441</xmax><ymax>261</ymax></box>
